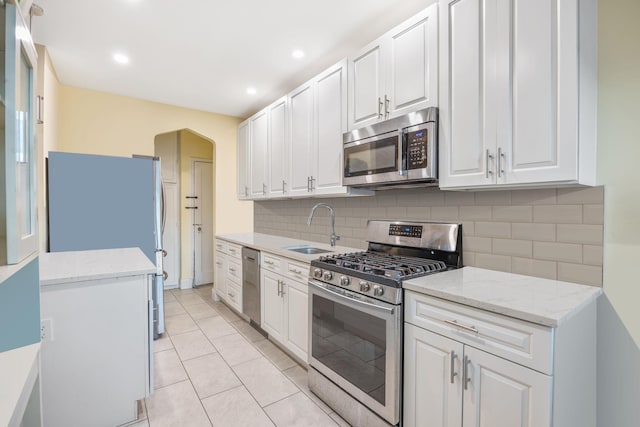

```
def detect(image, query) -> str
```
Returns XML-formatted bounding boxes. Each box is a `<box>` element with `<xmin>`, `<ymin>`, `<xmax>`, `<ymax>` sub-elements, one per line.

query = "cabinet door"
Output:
<box><xmin>497</xmin><ymin>0</ymin><xmax>578</xmax><ymax>185</ymax></box>
<box><xmin>313</xmin><ymin>60</ymin><xmax>346</xmax><ymax>194</ymax></box>
<box><xmin>261</xmin><ymin>270</ymin><xmax>285</xmax><ymax>342</ymax></box>
<box><xmin>214</xmin><ymin>252</ymin><xmax>226</xmax><ymax>299</ymax></box>
<box><xmin>237</xmin><ymin>120</ymin><xmax>250</xmax><ymax>199</ymax></box>
<box><xmin>287</xmin><ymin>82</ymin><xmax>314</xmax><ymax>196</ymax></box>
<box><xmin>348</xmin><ymin>40</ymin><xmax>385</xmax><ymax>130</ymax></box>
<box><xmin>250</xmin><ymin>110</ymin><xmax>268</xmax><ymax>198</ymax></box>
<box><xmin>403</xmin><ymin>324</ymin><xmax>463</xmax><ymax>427</ymax></box>
<box><xmin>439</xmin><ymin>0</ymin><xmax>497</xmax><ymax>189</ymax></box>
<box><xmin>386</xmin><ymin>4</ymin><xmax>438</xmax><ymax>119</ymax></box>
<box><xmin>268</xmin><ymin>97</ymin><xmax>288</xmax><ymax>197</ymax></box>
<box><xmin>284</xmin><ymin>278</ymin><xmax>308</xmax><ymax>362</ymax></box>
<box><xmin>462</xmin><ymin>346</ymin><xmax>552</xmax><ymax>427</ymax></box>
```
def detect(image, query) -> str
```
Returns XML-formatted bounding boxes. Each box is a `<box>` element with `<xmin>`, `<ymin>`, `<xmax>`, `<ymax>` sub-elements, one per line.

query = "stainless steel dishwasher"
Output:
<box><xmin>241</xmin><ymin>247</ymin><xmax>261</xmax><ymax>327</ymax></box>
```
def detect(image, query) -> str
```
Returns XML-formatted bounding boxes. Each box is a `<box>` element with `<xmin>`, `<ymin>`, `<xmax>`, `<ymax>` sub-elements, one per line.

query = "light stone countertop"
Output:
<box><xmin>403</xmin><ymin>266</ymin><xmax>602</xmax><ymax>327</ymax></box>
<box><xmin>216</xmin><ymin>232</ymin><xmax>361</xmax><ymax>263</ymax></box>
<box><xmin>40</xmin><ymin>248</ymin><xmax>156</xmax><ymax>287</ymax></box>
<box><xmin>0</xmin><ymin>342</ymin><xmax>40</xmax><ymax>427</ymax></box>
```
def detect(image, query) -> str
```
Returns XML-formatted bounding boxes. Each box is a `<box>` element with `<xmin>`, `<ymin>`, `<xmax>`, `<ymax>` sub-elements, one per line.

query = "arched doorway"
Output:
<box><xmin>154</xmin><ymin>129</ymin><xmax>216</xmax><ymax>289</ymax></box>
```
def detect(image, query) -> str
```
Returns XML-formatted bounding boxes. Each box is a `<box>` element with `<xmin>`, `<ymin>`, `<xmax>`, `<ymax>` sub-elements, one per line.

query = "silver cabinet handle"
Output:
<box><xmin>450</xmin><ymin>351</ymin><xmax>458</xmax><ymax>384</ymax></box>
<box><xmin>486</xmin><ymin>149</ymin><xmax>494</xmax><ymax>178</ymax></box>
<box><xmin>228</xmin><ymin>291</ymin><xmax>235</xmax><ymax>298</ymax></box>
<box><xmin>263</xmin><ymin>183</ymin><xmax>266</xmax><ymax>195</ymax></box>
<box><xmin>264</xmin><ymin>260</ymin><xmax>275</xmax><ymax>265</ymax></box>
<box><xmin>498</xmin><ymin>147</ymin><xmax>505</xmax><ymax>177</ymax></box>
<box><xmin>384</xmin><ymin>95</ymin><xmax>390</xmax><ymax>119</ymax></box>
<box><xmin>378</xmin><ymin>97</ymin><xmax>383</xmax><ymax>119</ymax></box>
<box><xmin>444</xmin><ymin>319</ymin><xmax>479</xmax><ymax>334</ymax></box>
<box><xmin>307</xmin><ymin>176</ymin><xmax>311</xmax><ymax>192</ymax></box>
<box><xmin>282</xmin><ymin>180</ymin><xmax>286</xmax><ymax>193</ymax></box>
<box><xmin>215</xmin><ymin>262</ymin><xmax>223</xmax><ymax>266</ymax></box>
<box><xmin>310</xmin><ymin>176</ymin><xmax>315</xmax><ymax>191</ymax></box>
<box><xmin>463</xmin><ymin>355</ymin><xmax>471</xmax><ymax>390</ymax></box>
<box><xmin>277</xmin><ymin>280</ymin><xmax>282</xmax><ymax>297</ymax></box>
<box><xmin>229</xmin><ymin>267</ymin><xmax>236</xmax><ymax>273</ymax></box>
<box><xmin>245</xmin><ymin>186</ymin><xmax>248</xmax><ymax>197</ymax></box>
<box><xmin>289</xmin><ymin>268</ymin><xmax>303</xmax><ymax>275</ymax></box>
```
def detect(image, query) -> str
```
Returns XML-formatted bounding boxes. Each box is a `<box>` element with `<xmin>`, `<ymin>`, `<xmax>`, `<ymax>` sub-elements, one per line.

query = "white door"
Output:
<box><xmin>403</xmin><ymin>323</ymin><xmax>463</xmax><ymax>427</ymax></box>
<box><xmin>288</xmin><ymin>81</ymin><xmax>314</xmax><ymax>196</ymax></box>
<box><xmin>314</xmin><ymin>60</ymin><xmax>347</xmax><ymax>194</ymax></box>
<box><xmin>348</xmin><ymin>40</ymin><xmax>384</xmax><ymax>130</ymax></box>
<box><xmin>250</xmin><ymin>110</ymin><xmax>268</xmax><ymax>198</ymax></box>
<box><xmin>386</xmin><ymin>4</ymin><xmax>438</xmax><ymax>119</ymax></box>
<box><xmin>261</xmin><ymin>271</ymin><xmax>285</xmax><ymax>342</ymax></box>
<box><xmin>193</xmin><ymin>161</ymin><xmax>214</xmax><ymax>286</ymax></box>
<box><xmin>439</xmin><ymin>0</ymin><xmax>497</xmax><ymax>189</ymax></box>
<box><xmin>284</xmin><ymin>279</ymin><xmax>308</xmax><ymax>361</ymax></box>
<box><xmin>462</xmin><ymin>346</ymin><xmax>552</xmax><ymax>427</ymax></box>
<box><xmin>268</xmin><ymin>97</ymin><xmax>288</xmax><ymax>196</ymax></box>
<box><xmin>162</xmin><ymin>182</ymin><xmax>180</xmax><ymax>288</ymax></box>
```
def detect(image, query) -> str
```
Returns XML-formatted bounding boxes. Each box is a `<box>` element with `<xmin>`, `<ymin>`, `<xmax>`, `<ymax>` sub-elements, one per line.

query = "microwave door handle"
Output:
<box><xmin>399</xmin><ymin>131</ymin><xmax>408</xmax><ymax>176</ymax></box>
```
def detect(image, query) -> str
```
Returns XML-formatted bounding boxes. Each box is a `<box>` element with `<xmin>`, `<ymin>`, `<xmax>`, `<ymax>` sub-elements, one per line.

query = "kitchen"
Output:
<box><xmin>0</xmin><ymin>0</ymin><xmax>638</xmax><ymax>426</ymax></box>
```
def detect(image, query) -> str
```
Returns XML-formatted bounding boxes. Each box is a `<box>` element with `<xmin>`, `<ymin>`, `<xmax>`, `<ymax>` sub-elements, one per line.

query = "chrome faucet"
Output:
<box><xmin>307</xmin><ymin>203</ymin><xmax>340</xmax><ymax>247</ymax></box>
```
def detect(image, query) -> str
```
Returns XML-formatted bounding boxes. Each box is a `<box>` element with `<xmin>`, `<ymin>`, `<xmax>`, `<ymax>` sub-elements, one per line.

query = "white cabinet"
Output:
<box><xmin>287</xmin><ymin>80</ymin><xmax>315</xmax><ymax>197</ymax></box>
<box><xmin>250</xmin><ymin>110</ymin><xmax>268</xmax><ymax>198</ymax></box>
<box><xmin>237</xmin><ymin>119</ymin><xmax>250</xmax><ymax>199</ymax></box>
<box><xmin>214</xmin><ymin>249</ymin><xmax>226</xmax><ymax>300</ymax></box>
<box><xmin>213</xmin><ymin>238</ymin><xmax>243</xmax><ymax>313</ymax></box>
<box><xmin>268</xmin><ymin>97</ymin><xmax>288</xmax><ymax>197</ymax></box>
<box><xmin>404</xmin><ymin>290</ymin><xmax>597</xmax><ymax>427</ymax></box>
<box><xmin>439</xmin><ymin>0</ymin><xmax>597</xmax><ymax>189</ymax></box>
<box><xmin>260</xmin><ymin>253</ymin><xmax>309</xmax><ymax>362</ymax></box>
<box><xmin>348</xmin><ymin>4</ymin><xmax>438</xmax><ymax>130</ymax></box>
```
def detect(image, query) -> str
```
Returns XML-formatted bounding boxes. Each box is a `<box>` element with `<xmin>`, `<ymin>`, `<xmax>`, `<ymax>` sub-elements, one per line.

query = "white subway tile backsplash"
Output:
<box><xmin>583</xmin><ymin>204</ymin><xmax>604</xmax><ymax>225</ymax></box>
<box><xmin>459</xmin><ymin>206</ymin><xmax>492</xmax><ymax>221</ymax></box>
<box><xmin>557</xmin><ymin>263</ymin><xmax>602</xmax><ymax>286</ymax></box>
<box><xmin>431</xmin><ymin>206</ymin><xmax>459</xmax><ymax>221</ymax></box>
<box><xmin>533</xmin><ymin>205</ymin><xmax>582</xmax><ymax>224</ymax></box>
<box><xmin>557</xmin><ymin>224</ymin><xmax>603</xmax><ymax>245</ymax></box>
<box><xmin>493</xmin><ymin>206</ymin><xmax>533</xmax><ymax>222</ymax></box>
<box><xmin>556</xmin><ymin>186</ymin><xmax>604</xmax><ymax>204</ymax></box>
<box><xmin>475</xmin><ymin>222</ymin><xmax>511</xmax><ymax>238</ymax></box>
<box><xmin>511</xmin><ymin>223</ymin><xmax>556</xmax><ymax>242</ymax></box>
<box><xmin>475</xmin><ymin>254</ymin><xmax>511</xmax><ymax>272</ymax></box>
<box><xmin>444</xmin><ymin>192</ymin><xmax>475</xmax><ymax>206</ymax></box>
<box><xmin>583</xmin><ymin>245</ymin><xmax>603</xmax><ymax>266</ymax></box>
<box><xmin>475</xmin><ymin>191</ymin><xmax>511</xmax><ymax>206</ymax></box>
<box><xmin>511</xmin><ymin>189</ymin><xmax>557</xmax><ymax>205</ymax></box>
<box><xmin>492</xmin><ymin>238</ymin><xmax>532</xmax><ymax>258</ymax></box>
<box><xmin>533</xmin><ymin>242</ymin><xmax>582</xmax><ymax>263</ymax></box>
<box><xmin>406</xmin><ymin>206</ymin><xmax>431</xmax><ymax>220</ymax></box>
<box><xmin>511</xmin><ymin>257</ymin><xmax>557</xmax><ymax>280</ymax></box>
<box><xmin>464</xmin><ymin>236</ymin><xmax>492</xmax><ymax>253</ymax></box>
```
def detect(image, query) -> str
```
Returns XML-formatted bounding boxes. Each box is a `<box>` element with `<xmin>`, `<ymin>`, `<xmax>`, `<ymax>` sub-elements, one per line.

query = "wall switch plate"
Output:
<box><xmin>41</xmin><ymin>318</ymin><xmax>54</xmax><ymax>342</ymax></box>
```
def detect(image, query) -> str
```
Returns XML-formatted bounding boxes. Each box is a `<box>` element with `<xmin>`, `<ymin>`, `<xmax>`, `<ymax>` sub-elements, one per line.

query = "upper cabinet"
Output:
<box><xmin>347</xmin><ymin>4</ymin><xmax>438</xmax><ymax>131</ymax></box>
<box><xmin>237</xmin><ymin>119</ymin><xmax>250</xmax><ymax>200</ymax></box>
<box><xmin>439</xmin><ymin>0</ymin><xmax>597</xmax><ymax>190</ymax></box>
<box><xmin>249</xmin><ymin>109</ymin><xmax>268</xmax><ymax>198</ymax></box>
<box><xmin>1</xmin><ymin>3</ymin><xmax>38</xmax><ymax>265</ymax></box>
<box><xmin>268</xmin><ymin>97</ymin><xmax>288</xmax><ymax>198</ymax></box>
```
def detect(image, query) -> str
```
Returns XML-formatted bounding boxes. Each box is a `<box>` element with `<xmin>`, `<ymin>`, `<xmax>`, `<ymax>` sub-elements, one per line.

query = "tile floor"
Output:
<box><xmin>131</xmin><ymin>285</ymin><xmax>350</xmax><ymax>427</ymax></box>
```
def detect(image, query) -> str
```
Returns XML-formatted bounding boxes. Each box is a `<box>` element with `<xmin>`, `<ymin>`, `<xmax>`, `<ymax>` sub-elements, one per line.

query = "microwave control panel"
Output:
<box><xmin>405</xmin><ymin>127</ymin><xmax>428</xmax><ymax>169</ymax></box>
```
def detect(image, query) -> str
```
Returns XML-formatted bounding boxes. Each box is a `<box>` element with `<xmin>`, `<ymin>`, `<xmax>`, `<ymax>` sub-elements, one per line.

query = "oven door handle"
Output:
<box><xmin>308</xmin><ymin>280</ymin><xmax>395</xmax><ymax>315</ymax></box>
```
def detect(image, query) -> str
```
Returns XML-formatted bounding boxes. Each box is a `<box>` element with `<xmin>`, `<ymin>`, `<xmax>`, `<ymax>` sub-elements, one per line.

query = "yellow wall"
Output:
<box><xmin>56</xmin><ymin>85</ymin><xmax>253</xmax><ymax>236</ymax></box>
<box><xmin>179</xmin><ymin>130</ymin><xmax>214</xmax><ymax>281</ymax></box>
<box><xmin>597</xmin><ymin>0</ymin><xmax>640</xmax><ymax>425</ymax></box>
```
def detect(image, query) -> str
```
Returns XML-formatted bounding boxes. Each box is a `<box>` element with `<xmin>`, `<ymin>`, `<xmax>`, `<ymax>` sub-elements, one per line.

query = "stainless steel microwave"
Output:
<box><xmin>343</xmin><ymin>107</ymin><xmax>437</xmax><ymax>188</ymax></box>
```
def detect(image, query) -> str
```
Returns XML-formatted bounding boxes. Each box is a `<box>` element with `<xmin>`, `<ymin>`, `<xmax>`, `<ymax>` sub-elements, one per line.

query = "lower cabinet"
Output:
<box><xmin>214</xmin><ymin>250</ymin><xmax>227</xmax><ymax>299</ymax></box>
<box><xmin>214</xmin><ymin>239</ymin><xmax>243</xmax><ymax>313</ymax></box>
<box><xmin>261</xmin><ymin>259</ymin><xmax>309</xmax><ymax>362</ymax></box>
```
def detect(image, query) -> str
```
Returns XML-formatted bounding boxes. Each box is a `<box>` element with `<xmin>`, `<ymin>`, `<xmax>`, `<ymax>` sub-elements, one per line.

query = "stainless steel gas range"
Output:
<box><xmin>307</xmin><ymin>220</ymin><xmax>463</xmax><ymax>427</ymax></box>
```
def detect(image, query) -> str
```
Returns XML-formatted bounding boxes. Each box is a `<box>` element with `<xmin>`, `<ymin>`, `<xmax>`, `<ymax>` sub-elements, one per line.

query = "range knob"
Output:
<box><xmin>313</xmin><ymin>268</ymin><xmax>323</xmax><ymax>279</ymax></box>
<box><xmin>340</xmin><ymin>276</ymin><xmax>350</xmax><ymax>286</ymax></box>
<box><xmin>359</xmin><ymin>281</ymin><xmax>371</xmax><ymax>292</ymax></box>
<box><xmin>373</xmin><ymin>285</ymin><xmax>384</xmax><ymax>297</ymax></box>
<box><xmin>323</xmin><ymin>271</ymin><xmax>333</xmax><ymax>281</ymax></box>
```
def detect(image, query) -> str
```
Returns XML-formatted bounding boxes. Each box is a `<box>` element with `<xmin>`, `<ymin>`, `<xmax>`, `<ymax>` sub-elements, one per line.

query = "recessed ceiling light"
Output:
<box><xmin>292</xmin><ymin>49</ymin><xmax>305</xmax><ymax>59</ymax></box>
<box><xmin>246</xmin><ymin>87</ymin><xmax>257</xmax><ymax>95</ymax></box>
<box><xmin>113</xmin><ymin>53</ymin><xmax>129</xmax><ymax>64</ymax></box>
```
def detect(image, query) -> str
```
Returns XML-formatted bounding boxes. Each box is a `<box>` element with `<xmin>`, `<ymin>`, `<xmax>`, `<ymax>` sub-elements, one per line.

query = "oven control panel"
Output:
<box><xmin>388</xmin><ymin>224</ymin><xmax>423</xmax><ymax>238</ymax></box>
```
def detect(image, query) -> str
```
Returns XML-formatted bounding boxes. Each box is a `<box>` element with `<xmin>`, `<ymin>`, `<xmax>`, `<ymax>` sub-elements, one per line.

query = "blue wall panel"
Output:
<box><xmin>0</xmin><ymin>258</ymin><xmax>40</xmax><ymax>352</ymax></box>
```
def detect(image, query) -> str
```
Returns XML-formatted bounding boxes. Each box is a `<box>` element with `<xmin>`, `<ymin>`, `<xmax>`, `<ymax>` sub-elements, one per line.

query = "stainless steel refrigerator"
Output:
<box><xmin>47</xmin><ymin>151</ymin><xmax>165</xmax><ymax>337</ymax></box>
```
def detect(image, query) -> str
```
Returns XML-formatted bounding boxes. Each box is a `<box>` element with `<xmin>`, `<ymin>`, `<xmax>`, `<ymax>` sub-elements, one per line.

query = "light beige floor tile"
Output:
<box><xmin>154</xmin><ymin>349</ymin><xmax>188</xmax><ymax>389</ymax></box>
<box><xmin>146</xmin><ymin>380</ymin><xmax>211</xmax><ymax>427</ymax></box>
<box><xmin>214</xmin><ymin>304</ymin><xmax>244</xmax><ymax>322</ymax></box>
<box><xmin>211</xmin><ymin>333</ymin><xmax>263</xmax><ymax>367</ymax></box>
<box><xmin>254</xmin><ymin>339</ymin><xmax>297</xmax><ymax>371</ymax></box>
<box><xmin>171</xmin><ymin>330</ymin><xmax>217</xmax><ymax>361</ymax></box>
<box><xmin>232</xmin><ymin>321</ymin><xmax>267</xmax><ymax>343</ymax></box>
<box><xmin>196</xmin><ymin>316</ymin><xmax>237</xmax><ymax>340</ymax></box>
<box><xmin>329</xmin><ymin>411</ymin><xmax>351</xmax><ymax>427</ymax></box>
<box><xmin>201</xmin><ymin>386</ymin><xmax>275</xmax><ymax>427</ymax></box>
<box><xmin>175</xmin><ymin>292</ymin><xmax>207</xmax><ymax>306</ymax></box>
<box><xmin>232</xmin><ymin>357</ymin><xmax>299</xmax><ymax>407</ymax></box>
<box><xmin>153</xmin><ymin>334</ymin><xmax>174</xmax><ymax>353</ymax></box>
<box><xmin>126</xmin><ymin>420</ymin><xmax>149</xmax><ymax>427</ymax></box>
<box><xmin>283</xmin><ymin>366</ymin><xmax>332</xmax><ymax>413</ymax></box>
<box><xmin>163</xmin><ymin>292</ymin><xmax>177</xmax><ymax>303</ymax></box>
<box><xmin>184</xmin><ymin>302</ymin><xmax>219</xmax><ymax>320</ymax></box>
<box><xmin>164</xmin><ymin>301</ymin><xmax>187</xmax><ymax>317</ymax></box>
<box><xmin>183</xmin><ymin>353</ymin><xmax>242</xmax><ymax>399</ymax></box>
<box><xmin>165</xmin><ymin>313</ymin><xmax>199</xmax><ymax>335</ymax></box>
<box><xmin>264</xmin><ymin>391</ymin><xmax>338</xmax><ymax>427</ymax></box>
<box><xmin>170</xmin><ymin>288</ymin><xmax>197</xmax><ymax>295</ymax></box>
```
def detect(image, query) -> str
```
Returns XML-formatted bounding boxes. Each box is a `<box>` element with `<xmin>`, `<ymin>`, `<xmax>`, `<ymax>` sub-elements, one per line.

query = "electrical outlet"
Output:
<box><xmin>41</xmin><ymin>318</ymin><xmax>53</xmax><ymax>342</ymax></box>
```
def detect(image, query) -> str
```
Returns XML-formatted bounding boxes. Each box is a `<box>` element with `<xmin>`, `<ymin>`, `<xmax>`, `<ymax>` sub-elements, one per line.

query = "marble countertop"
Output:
<box><xmin>40</xmin><ymin>248</ymin><xmax>156</xmax><ymax>287</ymax></box>
<box><xmin>0</xmin><ymin>343</ymin><xmax>40</xmax><ymax>427</ymax></box>
<box><xmin>403</xmin><ymin>267</ymin><xmax>602</xmax><ymax>327</ymax></box>
<box><xmin>216</xmin><ymin>232</ymin><xmax>361</xmax><ymax>263</ymax></box>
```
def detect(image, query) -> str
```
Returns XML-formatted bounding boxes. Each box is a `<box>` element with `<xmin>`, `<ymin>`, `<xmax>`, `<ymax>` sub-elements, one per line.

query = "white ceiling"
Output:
<box><xmin>31</xmin><ymin>0</ymin><xmax>434</xmax><ymax>119</ymax></box>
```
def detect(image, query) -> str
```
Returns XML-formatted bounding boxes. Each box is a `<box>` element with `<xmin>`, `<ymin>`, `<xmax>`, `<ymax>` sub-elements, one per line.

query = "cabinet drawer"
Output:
<box><xmin>214</xmin><ymin>240</ymin><xmax>227</xmax><ymax>253</ymax></box>
<box><xmin>227</xmin><ymin>243</ymin><xmax>242</xmax><ymax>260</ymax></box>
<box><xmin>226</xmin><ymin>279</ymin><xmax>242</xmax><ymax>311</ymax></box>
<box><xmin>285</xmin><ymin>259</ymin><xmax>309</xmax><ymax>283</ymax></box>
<box><xmin>262</xmin><ymin>253</ymin><xmax>283</xmax><ymax>274</ymax></box>
<box><xmin>227</xmin><ymin>259</ymin><xmax>242</xmax><ymax>281</ymax></box>
<box><xmin>405</xmin><ymin>291</ymin><xmax>553</xmax><ymax>374</ymax></box>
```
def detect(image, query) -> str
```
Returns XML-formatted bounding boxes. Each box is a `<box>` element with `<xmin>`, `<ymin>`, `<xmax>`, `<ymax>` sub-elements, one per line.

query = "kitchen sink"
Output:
<box><xmin>282</xmin><ymin>245</ymin><xmax>332</xmax><ymax>255</ymax></box>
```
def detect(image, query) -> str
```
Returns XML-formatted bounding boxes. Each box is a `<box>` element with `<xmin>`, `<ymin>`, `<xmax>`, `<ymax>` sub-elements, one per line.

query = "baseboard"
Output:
<box><xmin>180</xmin><ymin>278</ymin><xmax>193</xmax><ymax>289</ymax></box>
<box><xmin>164</xmin><ymin>283</ymin><xmax>179</xmax><ymax>290</ymax></box>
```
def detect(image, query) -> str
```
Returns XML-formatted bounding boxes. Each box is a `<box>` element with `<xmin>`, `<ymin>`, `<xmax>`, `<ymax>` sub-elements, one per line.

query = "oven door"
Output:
<box><xmin>343</xmin><ymin>131</ymin><xmax>406</xmax><ymax>186</ymax></box>
<box><xmin>308</xmin><ymin>279</ymin><xmax>402</xmax><ymax>425</ymax></box>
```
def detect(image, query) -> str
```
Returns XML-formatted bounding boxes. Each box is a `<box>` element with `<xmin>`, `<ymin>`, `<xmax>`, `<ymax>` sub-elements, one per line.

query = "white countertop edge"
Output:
<box><xmin>0</xmin><ymin>342</ymin><xmax>40</xmax><ymax>427</ymax></box>
<box><xmin>39</xmin><ymin>248</ymin><xmax>156</xmax><ymax>287</ymax></box>
<box><xmin>216</xmin><ymin>232</ymin><xmax>362</xmax><ymax>263</ymax></box>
